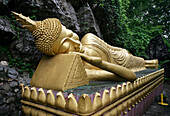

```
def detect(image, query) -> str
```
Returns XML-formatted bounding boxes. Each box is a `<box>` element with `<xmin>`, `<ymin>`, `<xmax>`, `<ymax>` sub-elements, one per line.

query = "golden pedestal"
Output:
<box><xmin>30</xmin><ymin>54</ymin><xmax>89</xmax><ymax>91</ymax></box>
<box><xmin>21</xmin><ymin>69</ymin><xmax>164</xmax><ymax>116</ymax></box>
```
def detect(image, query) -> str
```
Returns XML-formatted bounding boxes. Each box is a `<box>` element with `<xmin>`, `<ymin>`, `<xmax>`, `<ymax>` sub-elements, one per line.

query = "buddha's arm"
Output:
<box><xmin>85</xmin><ymin>69</ymin><xmax>127</xmax><ymax>81</ymax></box>
<box><xmin>71</xmin><ymin>52</ymin><xmax>137</xmax><ymax>81</ymax></box>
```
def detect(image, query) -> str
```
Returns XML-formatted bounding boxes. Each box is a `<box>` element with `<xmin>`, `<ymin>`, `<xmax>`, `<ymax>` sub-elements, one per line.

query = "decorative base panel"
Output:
<box><xmin>21</xmin><ymin>69</ymin><xmax>164</xmax><ymax>116</ymax></box>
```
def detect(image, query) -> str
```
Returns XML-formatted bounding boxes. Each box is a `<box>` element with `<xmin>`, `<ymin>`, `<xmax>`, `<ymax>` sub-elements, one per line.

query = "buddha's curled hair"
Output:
<box><xmin>32</xmin><ymin>18</ymin><xmax>62</xmax><ymax>55</ymax></box>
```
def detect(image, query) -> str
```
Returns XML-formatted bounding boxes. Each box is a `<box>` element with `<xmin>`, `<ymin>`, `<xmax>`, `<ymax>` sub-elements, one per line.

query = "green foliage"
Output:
<box><xmin>125</xmin><ymin>25</ymin><xmax>164</xmax><ymax>57</ymax></box>
<box><xmin>164</xmin><ymin>77</ymin><xmax>170</xmax><ymax>81</ymax></box>
<box><xmin>126</xmin><ymin>0</ymin><xmax>168</xmax><ymax>57</ymax></box>
<box><xmin>127</xmin><ymin>0</ymin><xmax>169</xmax><ymax>31</ymax></box>
<box><xmin>96</xmin><ymin>0</ymin><xmax>130</xmax><ymax>47</ymax></box>
<box><xmin>30</xmin><ymin>8</ymin><xmax>38</xmax><ymax>20</ymax></box>
<box><xmin>0</xmin><ymin>46</ymin><xmax>33</xmax><ymax>77</ymax></box>
<box><xmin>0</xmin><ymin>46</ymin><xmax>9</xmax><ymax>55</ymax></box>
<box><xmin>158</xmin><ymin>60</ymin><xmax>170</xmax><ymax>69</ymax></box>
<box><xmin>95</xmin><ymin>0</ymin><xmax>167</xmax><ymax>58</ymax></box>
<box><xmin>162</xmin><ymin>37</ymin><xmax>170</xmax><ymax>52</ymax></box>
<box><xmin>8</xmin><ymin>13</ymin><xmax>22</xmax><ymax>40</ymax></box>
<box><xmin>8</xmin><ymin>56</ymin><xmax>33</xmax><ymax>74</ymax></box>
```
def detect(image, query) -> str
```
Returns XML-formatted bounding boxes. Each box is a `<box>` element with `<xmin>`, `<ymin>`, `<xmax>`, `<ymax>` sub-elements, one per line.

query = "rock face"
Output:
<box><xmin>146</xmin><ymin>35</ymin><xmax>170</xmax><ymax>78</ymax></box>
<box><xmin>8</xmin><ymin>0</ymin><xmax>80</xmax><ymax>32</ymax></box>
<box><xmin>7</xmin><ymin>0</ymin><xmax>101</xmax><ymax>37</ymax></box>
<box><xmin>0</xmin><ymin>63</ymin><xmax>31</xmax><ymax>116</ymax></box>
<box><xmin>77</xmin><ymin>3</ymin><xmax>102</xmax><ymax>38</ymax></box>
<box><xmin>7</xmin><ymin>68</ymin><xmax>18</xmax><ymax>79</ymax></box>
<box><xmin>147</xmin><ymin>35</ymin><xmax>169</xmax><ymax>60</ymax></box>
<box><xmin>0</xmin><ymin>1</ymin><xmax>11</xmax><ymax>15</ymax></box>
<box><xmin>0</xmin><ymin>17</ymin><xmax>16</xmax><ymax>45</ymax></box>
<box><xmin>10</xmin><ymin>30</ymin><xmax>42</xmax><ymax>64</ymax></box>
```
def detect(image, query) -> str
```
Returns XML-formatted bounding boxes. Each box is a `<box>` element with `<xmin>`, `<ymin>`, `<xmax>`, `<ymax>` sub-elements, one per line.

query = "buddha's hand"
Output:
<box><xmin>69</xmin><ymin>52</ymin><xmax>102</xmax><ymax>64</ymax></box>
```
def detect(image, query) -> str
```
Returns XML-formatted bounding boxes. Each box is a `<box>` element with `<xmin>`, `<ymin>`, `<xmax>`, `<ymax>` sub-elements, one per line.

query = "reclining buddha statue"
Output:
<box><xmin>12</xmin><ymin>12</ymin><xmax>158</xmax><ymax>91</ymax></box>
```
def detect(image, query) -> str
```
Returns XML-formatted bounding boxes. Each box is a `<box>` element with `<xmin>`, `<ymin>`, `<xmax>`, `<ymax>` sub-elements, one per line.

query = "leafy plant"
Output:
<box><xmin>94</xmin><ymin>0</ymin><xmax>166</xmax><ymax>58</ymax></box>
<box><xmin>30</xmin><ymin>8</ymin><xmax>38</xmax><ymax>20</ymax></box>
<box><xmin>96</xmin><ymin>0</ymin><xmax>130</xmax><ymax>45</ymax></box>
<box><xmin>0</xmin><ymin>46</ymin><xmax>8</xmax><ymax>55</ymax></box>
<box><xmin>8</xmin><ymin>56</ymin><xmax>33</xmax><ymax>74</ymax></box>
<box><xmin>0</xmin><ymin>46</ymin><xmax>33</xmax><ymax>77</ymax></box>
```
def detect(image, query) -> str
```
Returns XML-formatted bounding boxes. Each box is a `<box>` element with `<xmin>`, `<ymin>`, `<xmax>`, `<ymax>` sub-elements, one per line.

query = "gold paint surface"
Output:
<box><xmin>30</xmin><ymin>54</ymin><xmax>89</xmax><ymax>91</ymax></box>
<box><xmin>21</xmin><ymin>74</ymin><xmax>164</xmax><ymax>115</ymax></box>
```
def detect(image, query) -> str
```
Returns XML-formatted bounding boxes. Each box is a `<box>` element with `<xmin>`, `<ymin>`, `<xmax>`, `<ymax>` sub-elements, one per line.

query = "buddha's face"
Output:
<box><xmin>52</xmin><ymin>25</ymin><xmax>83</xmax><ymax>54</ymax></box>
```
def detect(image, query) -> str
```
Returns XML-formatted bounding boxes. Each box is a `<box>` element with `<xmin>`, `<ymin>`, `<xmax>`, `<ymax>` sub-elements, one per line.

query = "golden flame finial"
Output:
<box><xmin>11</xmin><ymin>11</ymin><xmax>36</xmax><ymax>32</ymax></box>
<box><xmin>12</xmin><ymin>11</ymin><xmax>62</xmax><ymax>55</ymax></box>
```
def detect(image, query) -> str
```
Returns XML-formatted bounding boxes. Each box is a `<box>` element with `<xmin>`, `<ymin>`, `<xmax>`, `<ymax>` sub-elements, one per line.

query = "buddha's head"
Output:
<box><xmin>12</xmin><ymin>12</ymin><xmax>84</xmax><ymax>56</ymax></box>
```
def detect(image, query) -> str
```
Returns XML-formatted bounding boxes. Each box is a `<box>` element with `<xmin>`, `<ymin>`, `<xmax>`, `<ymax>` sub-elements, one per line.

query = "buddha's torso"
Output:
<box><xmin>81</xmin><ymin>33</ymin><xmax>146</xmax><ymax>71</ymax></box>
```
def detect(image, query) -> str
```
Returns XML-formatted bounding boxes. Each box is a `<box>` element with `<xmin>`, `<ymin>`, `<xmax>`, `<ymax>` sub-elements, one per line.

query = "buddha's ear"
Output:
<box><xmin>58</xmin><ymin>41</ymin><xmax>70</xmax><ymax>53</ymax></box>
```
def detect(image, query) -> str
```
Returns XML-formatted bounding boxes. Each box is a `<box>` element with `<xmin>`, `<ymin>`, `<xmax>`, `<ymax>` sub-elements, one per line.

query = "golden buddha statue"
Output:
<box><xmin>12</xmin><ymin>12</ymin><xmax>158</xmax><ymax>91</ymax></box>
